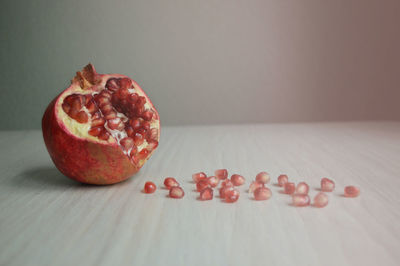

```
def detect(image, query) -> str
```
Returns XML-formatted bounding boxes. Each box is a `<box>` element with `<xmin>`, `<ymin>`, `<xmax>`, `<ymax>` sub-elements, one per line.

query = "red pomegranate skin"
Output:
<box><xmin>42</xmin><ymin>64</ymin><xmax>159</xmax><ymax>185</ymax></box>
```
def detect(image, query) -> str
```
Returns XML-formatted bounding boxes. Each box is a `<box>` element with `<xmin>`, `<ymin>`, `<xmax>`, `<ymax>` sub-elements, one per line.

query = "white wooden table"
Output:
<box><xmin>1</xmin><ymin>122</ymin><xmax>399</xmax><ymax>266</ymax></box>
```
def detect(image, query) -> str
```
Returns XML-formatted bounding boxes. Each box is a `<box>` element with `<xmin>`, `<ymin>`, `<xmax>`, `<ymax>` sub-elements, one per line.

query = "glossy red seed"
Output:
<box><xmin>133</xmin><ymin>133</ymin><xmax>144</xmax><ymax>145</ymax></box>
<box><xmin>313</xmin><ymin>192</ymin><xmax>329</xmax><ymax>208</ymax></box>
<box><xmin>292</xmin><ymin>194</ymin><xmax>310</xmax><ymax>207</ymax></box>
<box><xmin>62</xmin><ymin>102</ymin><xmax>71</xmax><ymax>113</ymax></box>
<box><xmin>231</xmin><ymin>174</ymin><xmax>245</xmax><ymax>186</ymax></box>
<box><xmin>344</xmin><ymin>186</ymin><xmax>360</xmax><ymax>197</ymax></box>
<box><xmin>255</xmin><ymin>172</ymin><xmax>270</xmax><ymax>184</ymax></box>
<box><xmin>75</xmin><ymin>111</ymin><xmax>88</xmax><ymax>123</ymax></box>
<box><xmin>219</xmin><ymin>186</ymin><xmax>231</xmax><ymax>199</ymax></box>
<box><xmin>130</xmin><ymin>118</ymin><xmax>141</xmax><ymax>129</ymax></box>
<box><xmin>88</xmin><ymin>126</ymin><xmax>102</xmax><ymax>137</ymax></box>
<box><xmin>249</xmin><ymin>181</ymin><xmax>264</xmax><ymax>193</ymax></box>
<box><xmin>321</xmin><ymin>178</ymin><xmax>335</xmax><ymax>192</ymax></box>
<box><xmin>120</xmin><ymin>137</ymin><xmax>134</xmax><ymax>151</ymax></box>
<box><xmin>284</xmin><ymin>182</ymin><xmax>295</xmax><ymax>194</ymax></box>
<box><xmin>221</xmin><ymin>179</ymin><xmax>234</xmax><ymax>188</ymax></box>
<box><xmin>192</xmin><ymin>172</ymin><xmax>207</xmax><ymax>183</ymax></box>
<box><xmin>119</xmin><ymin>78</ymin><xmax>132</xmax><ymax>90</ymax></box>
<box><xmin>91</xmin><ymin>117</ymin><xmax>105</xmax><ymax>127</ymax></box>
<box><xmin>254</xmin><ymin>187</ymin><xmax>272</xmax><ymax>201</ymax></box>
<box><xmin>169</xmin><ymin>187</ymin><xmax>185</xmax><ymax>199</ymax></box>
<box><xmin>215</xmin><ymin>169</ymin><xmax>228</xmax><ymax>180</ymax></box>
<box><xmin>207</xmin><ymin>176</ymin><xmax>219</xmax><ymax>188</ymax></box>
<box><xmin>196</xmin><ymin>180</ymin><xmax>210</xmax><ymax>192</ymax></box>
<box><xmin>141</xmin><ymin>121</ymin><xmax>151</xmax><ymax>130</ymax></box>
<box><xmin>142</xmin><ymin>110</ymin><xmax>153</xmax><ymax>121</ymax></box>
<box><xmin>143</xmin><ymin>182</ymin><xmax>156</xmax><ymax>193</ymax></box>
<box><xmin>129</xmin><ymin>146</ymin><xmax>138</xmax><ymax>157</ymax></box>
<box><xmin>107</xmin><ymin>117</ymin><xmax>122</xmax><ymax>130</ymax></box>
<box><xmin>277</xmin><ymin>174</ymin><xmax>288</xmax><ymax>187</ymax></box>
<box><xmin>225</xmin><ymin>189</ymin><xmax>240</xmax><ymax>203</ymax></box>
<box><xmin>164</xmin><ymin>177</ymin><xmax>179</xmax><ymax>189</ymax></box>
<box><xmin>105</xmin><ymin>78</ymin><xmax>120</xmax><ymax>91</ymax></box>
<box><xmin>98</xmin><ymin>130</ymin><xmax>110</xmax><ymax>141</ymax></box>
<box><xmin>199</xmin><ymin>187</ymin><xmax>213</xmax><ymax>201</ymax></box>
<box><xmin>296</xmin><ymin>182</ymin><xmax>309</xmax><ymax>195</ymax></box>
<box><xmin>138</xmin><ymin>149</ymin><xmax>149</xmax><ymax>159</ymax></box>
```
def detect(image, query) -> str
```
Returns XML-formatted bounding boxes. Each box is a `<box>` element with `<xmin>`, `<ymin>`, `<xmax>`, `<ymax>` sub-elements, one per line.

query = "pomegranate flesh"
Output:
<box><xmin>42</xmin><ymin>64</ymin><xmax>160</xmax><ymax>184</ymax></box>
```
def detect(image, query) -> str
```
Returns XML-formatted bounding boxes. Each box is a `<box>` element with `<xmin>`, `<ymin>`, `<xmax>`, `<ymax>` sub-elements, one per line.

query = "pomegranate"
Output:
<box><xmin>42</xmin><ymin>64</ymin><xmax>160</xmax><ymax>184</ymax></box>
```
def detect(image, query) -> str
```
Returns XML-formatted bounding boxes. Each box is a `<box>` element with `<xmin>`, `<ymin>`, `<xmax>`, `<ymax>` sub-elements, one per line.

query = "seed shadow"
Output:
<box><xmin>278</xmin><ymin>190</ymin><xmax>289</xmax><ymax>194</ymax></box>
<box><xmin>6</xmin><ymin>166</ymin><xmax>131</xmax><ymax>192</ymax></box>
<box><xmin>188</xmin><ymin>181</ymin><xmax>195</xmax><ymax>184</ymax></box>
<box><xmin>272</xmin><ymin>183</ymin><xmax>281</xmax><ymax>187</ymax></box>
<box><xmin>314</xmin><ymin>187</ymin><xmax>322</xmax><ymax>191</ymax></box>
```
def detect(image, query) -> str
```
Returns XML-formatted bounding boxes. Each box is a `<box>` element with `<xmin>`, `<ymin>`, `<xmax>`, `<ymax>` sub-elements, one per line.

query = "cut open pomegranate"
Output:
<box><xmin>42</xmin><ymin>64</ymin><xmax>160</xmax><ymax>184</ymax></box>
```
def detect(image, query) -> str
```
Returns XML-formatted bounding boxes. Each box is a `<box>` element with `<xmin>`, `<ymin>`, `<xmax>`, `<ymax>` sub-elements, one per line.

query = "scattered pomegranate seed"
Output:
<box><xmin>231</xmin><ymin>174</ymin><xmax>245</xmax><ymax>186</ymax></box>
<box><xmin>192</xmin><ymin>172</ymin><xmax>207</xmax><ymax>183</ymax></box>
<box><xmin>143</xmin><ymin>181</ymin><xmax>156</xmax><ymax>193</ymax></box>
<box><xmin>292</xmin><ymin>194</ymin><xmax>310</xmax><ymax>207</ymax></box>
<box><xmin>249</xmin><ymin>181</ymin><xmax>264</xmax><ymax>193</ymax></box>
<box><xmin>321</xmin><ymin>178</ymin><xmax>335</xmax><ymax>192</ymax></box>
<box><xmin>221</xmin><ymin>179</ymin><xmax>234</xmax><ymax>188</ymax></box>
<box><xmin>207</xmin><ymin>176</ymin><xmax>219</xmax><ymax>188</ymax></box>
<box><xmin>215</xmin><ymin>169</ymin><xmax>228</xmax><ymax>180</ymax></box>
<box><xmin>164</xmin><ymin>177</ymin><xmax>179</xmax><ymax>189</ymax></box>
<box><xmin>313</xmin><ymin>192</ymin><xmax>329</xmax><ymax>208</ymax></box>
<box><xmin>284</xmin><ymin>182</ymin><xmax>295</xmax><ymax>194</ymax></box>
<box><xmin>296</xmin><ymin>182</ymin><xmax>309</xmax><ymax>195</ymax></box>
<box><xmin>196</xmin><ymin>180</ymin><xmax>210</xmax><ymax>192</ymax></box>
<box><xmin>199</xmin><ymin>187</ymin><xmax>213</xmax><ymax>201</ymax></box>
<box><xmin>254</xmin><ymin>187</ymin><xmax>272</xmax><ymax>201</ymax></box>
<box><xmin>277</xmin><ymin>174</ymin><xmax>288</xmax><ymax>187</ymax></box>
<box><xmin>169</xmin><ymin>187</ymin><xmax>185</xmax><ymax>199</ymax></box>
<box><xmin>219</xmin><ymin>186</ymin><xmax>232</xmax><ymax>199</ymax></box>
<box><xmin>255</xmin><ymin>172</ymin><xmax>270</xmax><ymax>184</ymax></box>
<box><xmin>344</xmin><ymin>186</ymin><xmax>360</xmax><ymax>197</ymax></box>
<box><xmin>225</xmin><ymin>189</ymin><xmax>240</xmax><ymax>203</ymax></box>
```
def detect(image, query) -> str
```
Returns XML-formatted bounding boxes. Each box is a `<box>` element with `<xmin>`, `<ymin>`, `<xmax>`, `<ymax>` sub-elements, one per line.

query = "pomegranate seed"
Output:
<box><xmin>321</xmin><ymin>178</ymin><xmax>335</xmax><ymax>192</ymax></box>
<box><xmin>249</xmin><ymin>181</ymin><xmax>264</xmax><ymax>193</ymax></box>
<box><xmin>75</xmin><ymin>111</ymin><xmax>88</xmax><ymax>123</ymax></box>
<box><xmin>225</xmin><ymin>189</ymin><xmax>240</xmax><ymax>203</ymax></box>
<box><xmin>277</xmin><ymin>174</ymin><xmax>288</xmax><ymax>187</ymax></box>
<box><xmin>133</xmin><ymin>133</ymin><xmax>144</xmax><ymax>145</ymax></box>
<box><xmin>105</xmin><ymin>78</ymin><xmax>120</xmax><ymax>91</ymax></box>
<box><xmin>141</xmin><ymin>121</ymin><xmax>151</xmax><ymax>130</ymax></box>
<box><xmin>71</xmin><ymin>97</ymin><xmax>82</xmax><ymax>110</ymax></box>
<box><xmin>207</xmin><ymin>176</ymin><xmax>219</xmax><ymax>188</ymax></box>
<box><xmin>296</xmin><ymin>182</ymin><xmax>309</xmax><ymax>195</ymax></box>
<box><xmin>254</xmin><ymin>187</ymin><xmax>272</xmax><ymax>201</ymax></box>
<box><xmin>128</xmin><ymin>93</ymin><xmax>139</xmax><ymax>104</ymax></box>
<box><xmin>129</xmin><ymin>146</ymin><xmax>138</xmax><ymax>157</ymax></box>
<box><xmin>99</xmin><ymin>90</ymin><xmax>112</xmax><ymax>99</ymax></box>
<box><xmin>143</xmin><ymin>181</ymin><xmax>156</xmax><ymax>193</ymax></box>
<box><xmin>107</xmin><ymin>117</ymin><xmax>122</xmax><ymax>130</ymax></box>
<box><xmin>120</xmin><ymin>137</ymin><xmax>134</xmax><ymax>151</ymax></box>
<box><xmin>96</xmin><ymin>96</ymin><xmax>110</xmax><ymax>107</ymax></box>
<box><xmin>142</xmin><ymin>110</ymin><xmax>154</xmax><ymax>121</ymax></box>
<box><xmin>344</xmin><ymin>186</ymin><xmax>360</xmax><ymax>197</ymax></box>
<box><xmin>255</xmin><ymin>172</ymin><xmax>270</xmax><ymax>184</ymax></box>
<box><xmin>284</xmin><ymin>182</ymin><xmax>295</xmax><ymax>194</ymax></box>
<box><xmin>85</xmin><ymin>100</ymin><xmax>97</xmax><ymax>114</ymax></box>
<box><xmin>125</xmin><ymin>126</ymin><xmax>134</xmax><ymax>137</ymax></box>
<box><xmin>231</xmin><ymin>174</ymin><xmax>245</xmax><ymax>186</ymax></box>
<box><xmin>148</xmin><ymin>128</ymin><xmax>159</xmax><ymax>141</ymax></box>
<box><xmin>199</xmin><ymin>187</ymin><xmax>213</xmax><ymax>200</ymax></box>
<box><xmin>137</xmin><ymin>127</ymin><xmax>148</xmax><ymax>137</ymax></box>
<box><xmin>62</xmin><ymin>102</ymin><xmax>71</xmax><ymax>113</ymax></box>
<box><xmin>119</xmin><ymin>78</ymin><xmax>133</xmax><ymax>89</ymax></box>
<box><xmin>313</xmin><ymin>192</ymin><xmax>329</xmax><ymax>208</ymax></box>
<box><xmin>130</xmin><ymin>118</ymin><xmax>141</xmax><ymax>129</ymax></box>
<box><xmin>100</xmin><ymin>104</ymin><xmax>113</xmax><ymax>114</ymax></box>
<box><xmin>196</xmin><ymin>180</ymin><xmax>210</xmax><ymax>192</ymax></box>
<box><xmin>221</xmin><ymin>179</ymin><xmax>234</xmax><ymax>188</ymax></box>
<box><xmin>164</xmin><ymin>177</ymin><xmax>179</xmax><ymax>189</ymax></box>
<box><xmin>169</xmin><ymin>187</ymin><xmax>185</xmax><ymax>199</ymax></box>
<box><xmin>215</xmin><ymin>169</ymin><xmax>228</xmax><ymax>180</ymax></box>
<box><xmin>292</xmin><ymin>194</ymin><xmax>310</xmax><ymax>207</ymax></box>
<box><xmin>104</xmin><ymin>111</ymin><xmax>117</xmax><ymax>120</ymax></box>
<box><xmin>98</xmin><ymin>130</ymin><xmax>110</xmax><ymax>141</ymax></box>
<box><xmin>88</xmin><ymin>126</ymin><xmax>102</xmax><ymax>137</ymax></box>
<box><xmin>192</xmin><ymin>172</ymin><xmax>207</xmax><ymax>183</ymax></box>
<box><xmin>138</xmin><ymin>149</ymin><xmax>149</xmax><ymax>159</ymax></box>
<box><xmin>147</xmin><ymin>141</ymin><xmax>159</xmax><ymax>151</ymax></box>
<box><xmin>219</xmin><ymin>186</ymin><xmax>232</xmax><ymax>199</ymax></box>
<box><xmin>91</xmin><ymin>117</ymin><xmax>105</xmax><ymax>127</ymax></box>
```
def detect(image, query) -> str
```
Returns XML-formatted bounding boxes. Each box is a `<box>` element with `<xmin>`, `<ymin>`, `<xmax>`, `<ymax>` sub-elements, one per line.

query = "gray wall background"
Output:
<box><xmin>1</xmin><ymin>0</ymin><xmax>399</xmax><ymax>129</ymax></box>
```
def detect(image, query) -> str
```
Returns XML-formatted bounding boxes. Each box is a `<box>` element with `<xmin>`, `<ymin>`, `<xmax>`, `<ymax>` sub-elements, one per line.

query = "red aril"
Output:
<box><xmin>284</xmin><ymin>182</ymin><xmax>295</xmax><ymax>194</ymax></box>
<box><xmin>344</xmin><ymin>186</ymin><xmax>360</xmax><ymax>197</ymax></box>
<box><xmin>196</xmin><ymin>180</ymin><xmax>210</xmax><ymax>192</ymax></box>
<box><xmin>221</xmin><ymin>179</ymin><xmax>234</xmax><ymax>188</ymax></box>
<box><xmin>199</xmin><ymin>187</ymin><xmax>213</xmax><ymax>200</ymax></box>
<box><xmin>292</xmin><ymin>194</ymin><xmax>310</xmax><ymax>207</ymax></box>
<box><xmin>231</xmin><ymin>174</ymin><xmax>245</xmax><ymax>186</ymax></box>
<box><xmin>207</xmin><ymin>176</ymin><xmax>219</xmax><ymax>188</ymax></box>
<box><xmin>164</xmin><ymin>177</ymin><xmax>179</xmax><ymax>189</ymax></box>
<box><xmin>42</xmin><ymin>64</ymin><xmax>160</xmax><ymax>184</ymax></box>
<box><xmin>215</xmin><ymin>169</ymin><xmax>228</xmax><ymax>180</ymax></box>
<box><xmin>143</xmin><ymin>182</ymin><xmax>156</xmax><ymax>193</ymax></box>
<box><xmin>225</xmin><ymin>189</ymin><xmax>240</xmax><ymax>203</ymax></box>
<box><xmin>296</xmin><ymin>182</ymin><xmax>309</xmax><ymax>195</ymax></box>
<box><xmin>192</xmin><ymin>172</ymin><xmax>207</xmax><ymax>183</ymax></box>
<box><xmin>249</xmin><ymin>181</ymin><xmax>264</xmax><ymax>193</ymax></box>
<box><xmin>321</xmin><ymin>178</ymin><xmax>335</xmax><ymax>192</ymax></box>
<box><xmin>254</xmin><ymin>187</ymin><xmax>272</xmax><ymax>201</ymax></box>
<box><xmin>255</xmin><ymin>172</ymin><xmax>270</xmax><ymax>184</ymax></box>
<box><xmin>313</xmin><ymin>192</ymin><xmax>329</xmax><ymax>208</ymax></box>
<box><xmin>277</xmin><ymin>174</ymin><xmax>288</xmax><ymax>187</ymax></box>
<box><xmin>219</xmin><ymin>186</ymin><xmax>232</xmax><ymax>199</ymax></box>
<box><xmin>169</xmin><ymin>187</ymin><xmax>185</xmax><ymax>199</ymax></box>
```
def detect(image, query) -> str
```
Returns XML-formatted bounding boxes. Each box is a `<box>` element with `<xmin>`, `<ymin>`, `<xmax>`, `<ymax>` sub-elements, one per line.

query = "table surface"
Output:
<box><xmin>0</xmin><ymin>121</ymin><xmax>399</xmax><ymax>266</ymax></box>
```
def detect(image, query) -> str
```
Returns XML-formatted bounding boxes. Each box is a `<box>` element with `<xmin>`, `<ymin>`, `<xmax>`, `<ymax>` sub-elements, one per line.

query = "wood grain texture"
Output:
<box><xmin>0</xmin><ymin>122</ymin><xmax>399</xmax><ymax>266</ymax></box>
